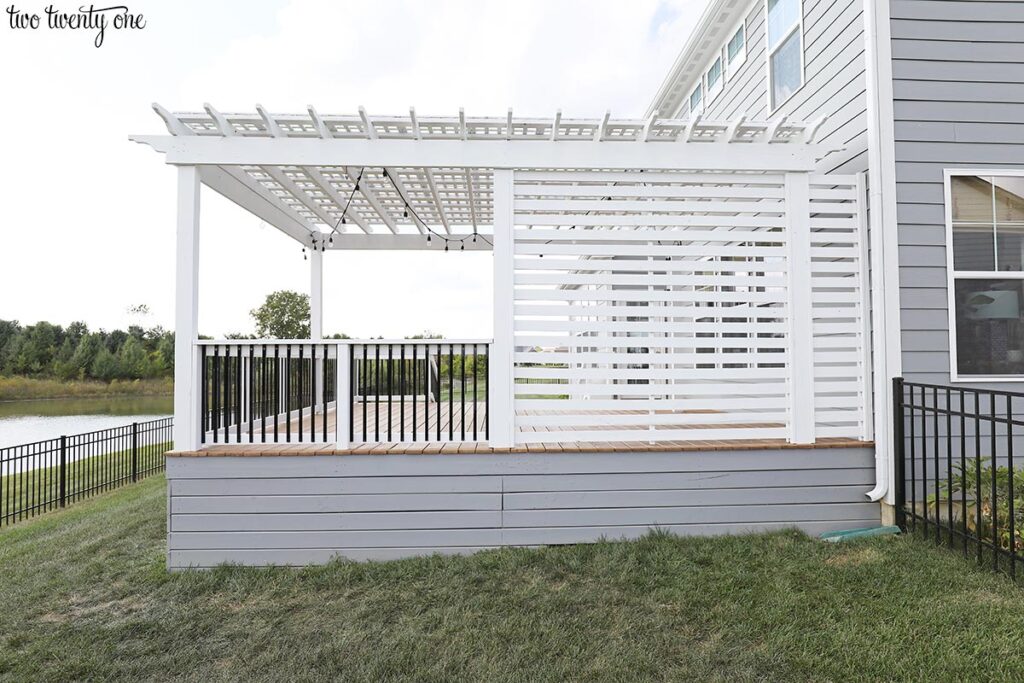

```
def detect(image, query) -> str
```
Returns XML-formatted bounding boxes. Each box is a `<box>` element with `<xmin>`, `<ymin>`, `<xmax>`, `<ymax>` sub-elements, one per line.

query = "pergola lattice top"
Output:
<box><xmin>137</xmin><ymin>104</ymin><xmax>834</xmax><ymax>248</ymax></box>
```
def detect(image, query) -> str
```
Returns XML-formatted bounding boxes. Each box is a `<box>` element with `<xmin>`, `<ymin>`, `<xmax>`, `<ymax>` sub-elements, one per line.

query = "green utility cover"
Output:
<box><xmin>819</xmin><ymin>526</ymin><xmax>901</xmax><ymax>543</ymax></box>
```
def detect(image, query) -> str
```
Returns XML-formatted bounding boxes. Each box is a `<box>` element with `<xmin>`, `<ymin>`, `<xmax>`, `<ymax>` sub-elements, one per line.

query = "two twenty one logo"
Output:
<box><xmin>5</xmin><ymin>4</ymin><xmax>146</xmax><ymax>48</ymax></box>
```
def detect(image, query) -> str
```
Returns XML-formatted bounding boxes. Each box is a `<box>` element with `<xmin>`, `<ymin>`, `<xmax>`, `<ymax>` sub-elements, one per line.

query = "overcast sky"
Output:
<box><xmin>0</xmin><ymin>0</ymin><xmax>706</xmax><ymax>338</ymax></box>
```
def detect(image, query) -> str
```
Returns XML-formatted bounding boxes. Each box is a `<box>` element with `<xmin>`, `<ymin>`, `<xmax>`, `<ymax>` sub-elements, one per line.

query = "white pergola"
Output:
<box><xmin>134</xmin><ymin>104</ymin><xmax>854</xmax><ymax>452</ymax></box>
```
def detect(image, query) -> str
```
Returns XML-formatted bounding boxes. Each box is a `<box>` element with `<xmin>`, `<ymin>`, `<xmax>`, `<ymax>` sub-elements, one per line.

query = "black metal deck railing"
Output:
<box><xmin>199</xmin><ymin>341</ymin><xmax>490</xmax><ymax>445</ymax></box>
<box><xmin>894</xmin><ymin>377</ymin><xmax>1024</xmax><ymax>579</ymax></box>
<box><xmin>0</xmin><ymin>417</ymin><xmax>172</xmax><ymax>528</ymax></box>
<box><xmin>350</xmin><ymin>342</ymin><xmax>488</xmax><ymax>443</ymax></box>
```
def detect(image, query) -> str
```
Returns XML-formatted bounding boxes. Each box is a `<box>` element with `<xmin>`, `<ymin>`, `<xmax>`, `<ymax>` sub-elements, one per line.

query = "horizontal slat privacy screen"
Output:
<box><xmin>511</xmin><ymin>170</ymin><xmax>869</xmax><ymax>444</ymax></box>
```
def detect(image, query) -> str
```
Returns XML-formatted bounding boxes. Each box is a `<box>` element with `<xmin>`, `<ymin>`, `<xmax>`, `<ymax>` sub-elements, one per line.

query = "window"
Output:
<box><xmin>946</xmin><ymin>172</ymin><xmax>1024</xmax><ymax>380</ymax></box>
<box><xmin>706</xmin><ymin>56</ymin><xmax>723</xmax><ymax>100</ymax></box>
<box><xmin>725</xmin><ymin>24</ymin><xmax>746</xmax><ymax>77</ymax></box>
<box><xmin>766</xmin><ymin>0</ymin><xmax>803</xmax><ymax>111</ymax></box>
<box><xmin>689</xmin><ymin>83</ymin><xmax>703</xmax><ymax>114</ymax></box>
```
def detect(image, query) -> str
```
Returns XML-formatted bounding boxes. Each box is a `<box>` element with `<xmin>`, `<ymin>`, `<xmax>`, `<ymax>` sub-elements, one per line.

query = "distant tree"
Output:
<box><xmin>117</xmin><ymin>336</ymin><xmax>151</xmax><ymax>378</ymax></box>
<box><xmin>103</xmin><ymin>329</ymin><xmax>128</xmax><ymax>354</ymax></box>
<box><xmin>64</xmin><ymin>321</ymin><xmax>89</xmax><ymax>345</ymax></box>
<box><xmin>70</xmin><ymin>334</ymin><xmax>104</xmax><ymax>380</ymax></box>
<box><xmin>156</xmin><ymin>334</ymin><xmax>174</xmax><ymax>372</ymax></box>
<box><xmin>8</xmin><ymin>322</ymin><xmax>62</xmax><ymax>375</ymax></box>
<box><xmin>90</xmin><ymin>347</ymin><xmax>121</xmax><ymax>381</ymax></box>
<box><xmin>326</xmin><ymin>332</ymin><xmax>351</xmax><ymax>339</ymax></box>
<box><xmin>250</xmin><ymin>291</ymin><xmax>310</xmax><ymax>339</ymax></box>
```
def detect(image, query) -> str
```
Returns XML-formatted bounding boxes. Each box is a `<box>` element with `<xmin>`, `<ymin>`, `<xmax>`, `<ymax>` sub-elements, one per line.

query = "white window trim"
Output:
<box><xmin>725</xmin><ymin>20</ymin><xmax>747</xmax><ymax>81</ymax></box>
<box><xmin>765</xmin><ymin>0</ymin><xmax>805</xmax><ymax>115</ymax></box>
<box><xmin>944</xmin><ymin>168</ymin><xmax>1024</xmax><ymax>383</ymax></box>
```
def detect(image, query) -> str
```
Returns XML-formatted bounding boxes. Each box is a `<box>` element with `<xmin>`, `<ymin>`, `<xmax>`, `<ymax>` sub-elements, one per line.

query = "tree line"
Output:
<box><xmin>0</xmin><ymin>320</ymin><xmax>174</xmax><ymax>382</ymax></box>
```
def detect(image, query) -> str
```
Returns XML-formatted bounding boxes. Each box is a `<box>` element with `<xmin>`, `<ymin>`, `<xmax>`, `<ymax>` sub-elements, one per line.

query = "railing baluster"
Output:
<box><xmin>960</xmin><ymin>388</ymin><xmax>967</xmax><ymax>557</ymax></box>
<box><xmin>976</xmin><ymin>391</ymin><xmax>983</xmax><ymax>566</ymax></box>
<box><xmin>1008</xmin><ymin>394</ymin><xmax>1016</xmax><ymax>580</ymax></box>
<box><xmin>909</xmin><ymin>385</ymin><xmax>916</xmax><ymax>531</ymax></box>
<box><xmin>298</xmin><ymin>344</ymin><xmax>305</xmax><ymax>443</ymax></box>
<box><xmin>388</xmin><ymin>344</ymin><xmax>393</xmax><ymax>442</ymax></box>
<box><xmin>362</xmin><ymin>344</ymin><xmax>368</xmax><ymax>443</ymax></box>
<box><xmin>992</xmin><ymin>392</ymin><xmax>998</xmax><ymax>571</ymax></box>
<box><xmin>946</xmin><ymin>387</ymin><xmax>953</xmax><ymax>546</ymax></box>
<box><xmin>375</xmin><ymin>343</ymin><xmax>381</xmax><ymax>443</ymax></box>
<box><xmin>449</xmin><ymin>344</ymin><xmax>454</xmax><ymax>441</ymax></box>
<box><xmin>933</xmin><ymin>387</ymin><xmax>940</xmax><ymax>543</ymax></box>
<box><xmin>412</xmin><ymin>344</ymin><xmax>418</xmax><ymax>442</ymax></box>
<box><xmin>212</xmin><ymin>345</ymin><xmax>220</xmax><ymax>443</ymax></box>
<box><xmin>461</xmin><ymin>343</ymin><xmax>466</xmax><ymax>442</ymax></box>
<box><xmin>249</xmin><ymin>344</ymin><xmax>255</xmax><ymax>443</ymax></box>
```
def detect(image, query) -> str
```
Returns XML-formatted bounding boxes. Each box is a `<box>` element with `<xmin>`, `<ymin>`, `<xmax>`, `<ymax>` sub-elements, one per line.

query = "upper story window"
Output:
<box><xmin>689</xmin><ymin>83</ymin><xmax>703</xmax><ymax>114</ymax></box>
<box><xmin>766</xmin><ymin>0</ymin><xmax>803</xmax><ymax>111</ymax></box>
<box><xmin>706</xmin><ymin>56</ymin><xmax>723</xmax><ymax>100</ymax></box>
<box><xmin>725</xmin><ymin>24</ymin><xmax>746</xmax><ymax>77</ymax></box>
<box><xmin>946</xmin><ymin>172</ymin><xmax>1024</xmax><ymax>380</ymax></box>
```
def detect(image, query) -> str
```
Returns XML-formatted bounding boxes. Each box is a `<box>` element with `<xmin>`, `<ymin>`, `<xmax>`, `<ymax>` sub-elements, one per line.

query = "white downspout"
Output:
<box><xmin>863</xmin><ymin>0</ymin><xmax>903</xmax><ymax>503</ymax></box>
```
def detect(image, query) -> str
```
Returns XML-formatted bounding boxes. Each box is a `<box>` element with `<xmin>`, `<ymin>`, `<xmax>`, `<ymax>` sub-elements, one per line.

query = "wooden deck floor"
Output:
<box><xmin>193</xmin><ymin>402</ymin><xmax>870</xmax><ymax>456</ymax></box>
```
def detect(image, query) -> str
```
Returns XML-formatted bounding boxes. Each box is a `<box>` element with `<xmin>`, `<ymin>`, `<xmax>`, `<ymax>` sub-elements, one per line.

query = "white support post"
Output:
<box><xmin>310</xmin><ymin>248</ymin><xmax>323</xmax><ymax>339</ymax></box>
<box><xmin>785</xmin><ymin>172</ymin><xmax>815</xmax><ymax>444</ymax></box>
<box><xmin>173</xmin><ymin>166</ymin><xmax>201</xmax><ymax>451</ymax></box>
<box><xmin>335</xmin><ymin>342</ymin><xmax>351</xmax><ymax>449</ymax></box>
<box><xmin>489</xmin><ymin>169</ymin><xmax>515</xmax><ymax>447</ymax></box>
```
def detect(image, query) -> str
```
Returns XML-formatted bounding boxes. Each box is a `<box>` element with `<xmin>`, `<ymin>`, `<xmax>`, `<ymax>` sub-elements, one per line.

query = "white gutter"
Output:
<box><xmin>863</xmin><ymin>0</ymin><xmax>903</xmax><ymax>503</ymax></box>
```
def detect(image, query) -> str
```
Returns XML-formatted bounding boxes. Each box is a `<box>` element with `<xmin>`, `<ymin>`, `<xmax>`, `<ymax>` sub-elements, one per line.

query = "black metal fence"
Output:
<box><xmin>0</xmin><ymin>416</ymin><xmax>173</xmax><ymax>528</ymax></box>
<box><xmin>894</xmin><ymin>377</ymin><xmax>1024</xmax><ymax>579</ymax></box>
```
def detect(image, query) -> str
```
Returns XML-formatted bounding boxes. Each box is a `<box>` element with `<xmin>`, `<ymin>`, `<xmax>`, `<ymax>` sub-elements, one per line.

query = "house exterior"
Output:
<box><xmin>136</xmin><ymin>0</ymin><xmax>1024</xmax><ymax>568</ymax></box>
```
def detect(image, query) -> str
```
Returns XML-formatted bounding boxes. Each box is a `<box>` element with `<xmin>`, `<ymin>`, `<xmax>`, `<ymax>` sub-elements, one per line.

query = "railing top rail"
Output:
<box><xmin>196</xmin><ymin>338</ymin><xmax>494</xmax><ymax>346</ymax></box>
<box><xmin>899</xmin><ymin>378</ymin><xmax>1024</xmax><ymax>401</ymax></box>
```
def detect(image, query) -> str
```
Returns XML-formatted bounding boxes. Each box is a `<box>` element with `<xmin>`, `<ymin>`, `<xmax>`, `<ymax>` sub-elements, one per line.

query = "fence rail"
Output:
<box><xmin>0</xmin><ymin>417</ymin><xmax>172</xmax><ymax>528</ymax></box>
<box><xmin>894</xmin><ymin>377</ymin><xmax>1023</xmax><ymax>580</ymax></box>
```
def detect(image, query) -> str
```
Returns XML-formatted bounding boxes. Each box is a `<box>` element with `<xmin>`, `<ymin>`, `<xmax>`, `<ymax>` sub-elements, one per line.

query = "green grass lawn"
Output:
<box><xmin>3</xmin><ymin>478</ymin><xmax>1024</xmax><ymax>682</ymax></box>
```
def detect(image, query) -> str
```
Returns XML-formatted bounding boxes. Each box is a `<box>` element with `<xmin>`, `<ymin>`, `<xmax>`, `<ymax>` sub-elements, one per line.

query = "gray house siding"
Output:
<box><xmin>167</xmin><ymin>448</ymin><xmax>879</xmax><ymax>568</ymax></box>
<box><xmin>695</xmin><ymin>0</ymin><xmax>868</xmax><ymax>174</ymax></box>
<box><xmin>891</xmin><ymin>0</ymin><xmax>1024</xmax><ymax>388</ymax></box>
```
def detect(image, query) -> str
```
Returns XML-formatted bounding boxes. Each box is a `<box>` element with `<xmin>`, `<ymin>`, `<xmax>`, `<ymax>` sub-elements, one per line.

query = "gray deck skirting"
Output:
<box><xmin>166</xmin><ymin>446</ymin><xmax>880</xmax><ymax>568</ymax></box>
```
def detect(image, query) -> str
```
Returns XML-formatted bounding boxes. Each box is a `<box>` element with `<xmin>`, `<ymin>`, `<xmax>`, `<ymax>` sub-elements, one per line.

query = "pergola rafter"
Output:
<box><xmin>134</xmin><ymin>104</ymin><xmax>839</xmax><ymax>249</ymax></box>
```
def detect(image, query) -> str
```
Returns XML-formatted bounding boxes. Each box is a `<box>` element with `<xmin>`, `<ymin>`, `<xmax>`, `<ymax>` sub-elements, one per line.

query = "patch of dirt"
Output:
<box><xmin>825</xmin><ymin>547</ymin><xmax>883</xmax><ymax>567</ymax></box>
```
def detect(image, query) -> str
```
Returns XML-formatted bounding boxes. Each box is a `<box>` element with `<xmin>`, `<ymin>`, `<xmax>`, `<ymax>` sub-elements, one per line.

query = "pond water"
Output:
<box><xmin>0</xmin><ymin>396</ymin><xmax>173</xmax><ymax>449</ymax></box>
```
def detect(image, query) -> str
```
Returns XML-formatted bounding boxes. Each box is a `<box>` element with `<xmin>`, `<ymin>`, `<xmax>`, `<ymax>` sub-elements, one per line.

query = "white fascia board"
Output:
<box><xmin>324</xmin><ymin>234</ymin><xmax>492</xmax><ymax>251</ymax></box>
<box><xmin>197</xmin><ymin>165</ymin><xmax>313</xmax><ymax>244</ymax></box>
<box><xmin>129</xmin><ymin>135</ymin><xmax>827</xmax><ymax>172</ymax></box>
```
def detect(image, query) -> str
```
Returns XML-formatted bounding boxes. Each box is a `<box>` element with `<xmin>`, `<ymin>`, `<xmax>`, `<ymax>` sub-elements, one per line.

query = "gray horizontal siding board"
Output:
<box><xmin>898</xmin><ymin>224</ymin><xmax>945</xmax><ymax>247</ymax></box>
<box><xmin>902</xmin><ymin>330</ymin><xmax>949</xmax><ymax>352</ymax></box>
<box><xmin>896</xmin><ymin>202</ymin><xmax>945</xmax><ymax>225</ymax></box>
<box><xmin>893</xmin><ymin>60</ymin><xmax>1024</xmax><ymax>84</ymax></box>
<box><xmin>894</xmin><ymin>101</ymin><xmax>1024</xmax><ymax>125</ymax></box>
<box><xmin>166</xmin><ymin>449</ymin><xmax>875</xmax><ymax>479</ymax></box>
<box><xmin>169</xmin><ymin>547</ymin><xmax>489</xmax><ymax>568</ymax></box>
<box><xmin>892</xmin><ymin>0</ymin><xmax>1024</xmax><ymax>23</ymax></box>
<box><xmin>896</xmin><ymin>121</ymin><xmax>1024</xmax><ymax>145</ymax></box>
<box><xmin>171</xmin><ymin>493</ymin><xmax>501</xmax><ymax>515</ymax></box>
<box><xmin>173</xmin><ymin>476</ymin><xmax>503</xmax><ymax>496</ymax></box>
<box><xmin>897</xmin><ymin>80</ymin><xmax>1024</xmax><ymax>106</ymax></box>
<box><xmin>897</xmin><ymin>287</ymin><xmax>947</xmax><ymax>310</ymax></box>
<box><xmin>899</xmin><ymin>309</ymin><xmax>949</xmax><ymax>331</ymax></box>
<box><xmin>897</xmin><ymin>244</ymin><xmax>944</xmax><ymax>268</ymax></box>
<box><xmin>172</xmin><ymin>511</ymin><xmax>504</xmax><ymax>533</ymax></box>
<box><xmin>902</xmin><ymin>351</ymin><xmax>951</xmax><ymax>374</ymax></box>
<box><xmin>502</xmin><ymin>468</ymin><xmax>874</xmax><ymax>492</ymax></box>
<box><xmin>502</xmin><ymin>503</ymin><xmax>880</xmax><ymax>528</ymax></box>
<box><xmin>896</xmin><ymin>182</ymin><xmax>944</xmax><ymax>204</ymax></box>
<box><xmin>891</xmin><ymin>18</ymin><xmax>1024</xmax><ymax>42</ymax></box>
<box><xmin>892</xmin><ymin>39</ymin><xmax>1024</xmax><ymax>63</ymax></box>
<box><xmin>170</xmin><ymin>529</ymin><xmax>504</xmax><ymax>551</ymax></box>
<box><xmin>899</xmin><ymin>266</ymin><xmax>946</xmax><ymax>288</ymax></box>
<box><xmin>502</xmin><ymin>486</ymin><xmax>871</xmax><ymax>510</ymax></box>
<box><xmin>896</xmin><ymin>141</ymin><xmax>1024</xmax><ymax>164</ymax></box>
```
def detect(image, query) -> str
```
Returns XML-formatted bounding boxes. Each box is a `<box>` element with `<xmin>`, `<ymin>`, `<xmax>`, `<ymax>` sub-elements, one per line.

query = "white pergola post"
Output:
<box><xmin>489</xmin><ymin>169</ymin><xmax>515</xmax><ymax>448</ymax></box>
<box><xmin>310</xmin><ymin>248</ymin><xmax>323</xmax><ymax>339</ymax></box>
<box><xmin>173</xmin><ymin>166</ymin><xmax>201</xmax><ymax>451</ymax></box>
<box><xmin>785</xmin><ymin>172</ymin><xmax>815</xmax><ymax>444</ymax></box>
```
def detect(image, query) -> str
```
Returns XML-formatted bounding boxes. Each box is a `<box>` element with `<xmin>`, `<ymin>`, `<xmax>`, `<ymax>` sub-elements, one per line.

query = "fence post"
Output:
<box><xmin>131</xmin><ymin>422</ymin><xmax>139</xmax><ymax>483</ymax></box>
<box><xmin>59</xmin><ymin>435</ymin><xmax>67</xmax><ymax>508</ymax></box>
<box><xmin>892</xmin><ymin>376</ymin><xmax>906</xmax><ymax>528</ymax></box>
